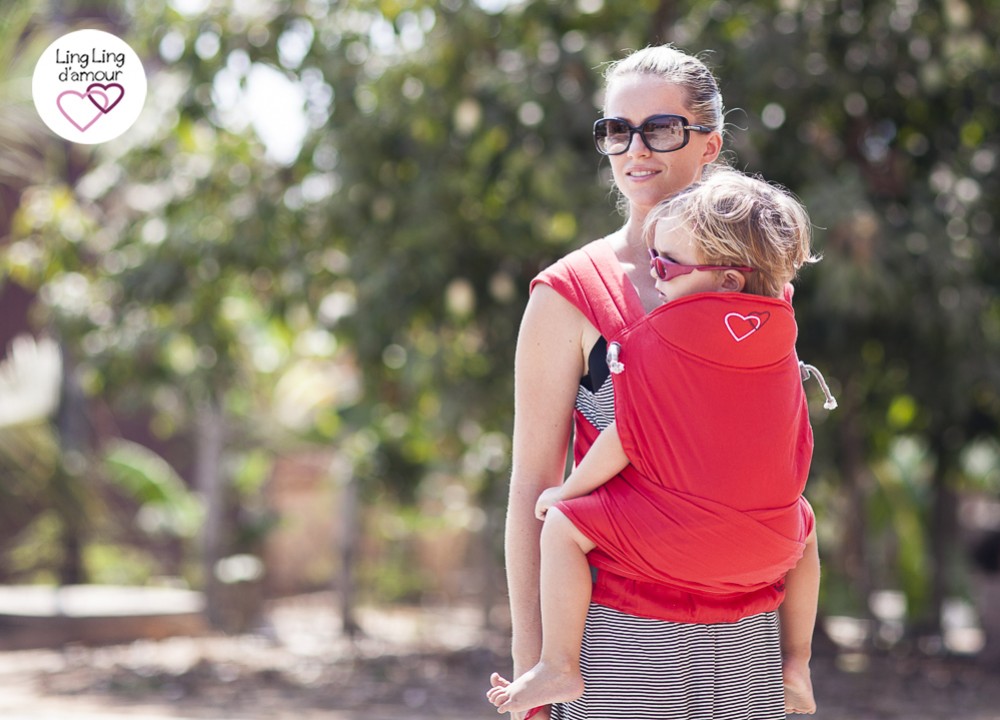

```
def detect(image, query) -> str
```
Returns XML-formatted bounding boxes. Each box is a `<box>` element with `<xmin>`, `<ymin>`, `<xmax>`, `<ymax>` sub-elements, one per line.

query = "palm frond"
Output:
<box><xmin>0</xmin><ymin>334</ymin><xmax>62</xmax><ymax>428</ymax></box>
<box><xmin>0</xmin><ymin>0</ymin><xmax>62</xmax><ymax>191</ymax></box>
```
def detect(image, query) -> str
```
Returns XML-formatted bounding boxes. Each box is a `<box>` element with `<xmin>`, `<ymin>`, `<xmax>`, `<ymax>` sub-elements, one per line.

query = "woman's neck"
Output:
<box><xmin>611</xmin><ymin>215</ymin><xmax>661</xmax><ymax>312</ymax></box>
<box><xmin>622</xmin><ymin>214</ymin><xmax>648</xmax><ymax>260</ymax></box>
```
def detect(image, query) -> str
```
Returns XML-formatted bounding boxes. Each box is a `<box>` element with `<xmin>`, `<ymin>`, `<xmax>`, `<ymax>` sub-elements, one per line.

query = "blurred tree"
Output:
<box><xmin>0</xmin><ymin>0</ymin><xmax>104</xmax><ymax>585</ymax></box>
<box><xmin>3</xmin><ymin>0</ymin><xmax>999</xmax><ymax>644</ymax></box>
<box><xmin>2</xmin><ymin>0</ymin><xmax>333</xmax><ymax>621</ymax></box>
<box><xmin>298</xmin><ymin>0</ymin><xmax>1000</xmax><ymax>636</ymax></box>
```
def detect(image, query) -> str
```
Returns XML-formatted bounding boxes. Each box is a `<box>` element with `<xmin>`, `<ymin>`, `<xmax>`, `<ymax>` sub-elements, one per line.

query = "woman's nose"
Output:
<box><xmin>627</xmin><ymin>130</ymin><xmax>651</xmax><ymax>156</ymax></box>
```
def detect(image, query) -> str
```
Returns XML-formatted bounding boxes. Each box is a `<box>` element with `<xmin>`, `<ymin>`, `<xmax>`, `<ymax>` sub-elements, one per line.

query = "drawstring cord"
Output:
<box><xmin>800</xmin><ymin>361</ymin><xmax>838</xmax><ymax>410</ymax></box>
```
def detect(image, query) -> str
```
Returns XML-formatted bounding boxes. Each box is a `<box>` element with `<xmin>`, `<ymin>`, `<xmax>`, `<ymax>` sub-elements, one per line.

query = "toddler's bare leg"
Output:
<box><xmin>780</xmin><ymin>530</ymin><xmax>819</xmax><ymax>714</ymax></box>
<box><xmin>488</xmin><ymin>508</ymin><xmax>595</xmax><ymax>714</ymax></box>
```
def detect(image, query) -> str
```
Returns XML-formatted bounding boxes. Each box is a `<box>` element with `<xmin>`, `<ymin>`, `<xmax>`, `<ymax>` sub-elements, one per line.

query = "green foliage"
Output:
<box><xmin>870</xmin><ymin>437</ymin><xmax>932</xmax><ymax>617</ymax></box>
<box><xmin>103</xmin><ymin>439</ymin><xmax>204</xmax><ymax>539</ymax></box>
<box><xmin>961</xmin><ymin>439</ymin><xmax>1000</xmax><ymax>494</ymax></box>
<box><xmin>0</xmin><ymin>0</ymin><xmax>59</xmax><ymax>196</ymax></box>
<box><xmin>84</xmin><ymin>543</ymin><xmax>161</xmax><ymax>586</ymax></box>
<box><xmin>2</xmin><ymin>0</ymin><xmax>999</xmax><ymax>628</ymax></box>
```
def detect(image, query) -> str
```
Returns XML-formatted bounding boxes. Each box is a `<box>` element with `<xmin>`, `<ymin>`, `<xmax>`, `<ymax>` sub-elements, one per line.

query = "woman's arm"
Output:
<box><xmin>535</xmin><ymin>421</ymin><xmax>629</xmax><ymax>519</ymax></box>
<box><xmin>506</xmin><ymin>284</ymin><xmax>588</xmax><ymax>680</ymax></box>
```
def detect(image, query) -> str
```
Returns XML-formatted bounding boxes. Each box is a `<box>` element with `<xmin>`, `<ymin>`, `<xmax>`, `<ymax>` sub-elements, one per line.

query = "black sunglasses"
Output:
<box><xmin>593</xmin><ymin>114</ymin><xmax>713</xmax><ymax>156</ymax></box>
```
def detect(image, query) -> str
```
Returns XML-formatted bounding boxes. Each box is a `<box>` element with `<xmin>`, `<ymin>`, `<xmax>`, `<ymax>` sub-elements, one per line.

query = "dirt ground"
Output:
<box><xmin>1</xmin><ymin>593</ymin><xmax>999</xmax><ymax>720</ymax></box>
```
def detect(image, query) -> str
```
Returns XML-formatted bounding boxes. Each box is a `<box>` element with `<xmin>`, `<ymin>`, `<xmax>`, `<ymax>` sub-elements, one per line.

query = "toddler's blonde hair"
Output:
<box><xmin>643</xmin><ymin>169</ymin><xmax>818</xmax><ymax>298</ymax></box>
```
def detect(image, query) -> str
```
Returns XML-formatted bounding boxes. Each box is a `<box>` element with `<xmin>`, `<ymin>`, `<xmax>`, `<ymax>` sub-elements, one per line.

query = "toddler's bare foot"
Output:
<box><xmin>487</xmin><ymin>673</ymin><xmax>511</xmax><ymax>706</ymax></box>
<box><xmin>488</xmin><ymin>662</ymin><xmax>583</xmax><ymax>714</ymax></box>
<box><xmin>783</xmin><ymin>661</ymin><xmax>816</xmax><ymax>714</ymax></box>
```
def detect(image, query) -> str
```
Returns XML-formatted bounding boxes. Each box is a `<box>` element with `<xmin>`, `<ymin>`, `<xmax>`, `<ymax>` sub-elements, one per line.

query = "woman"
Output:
<box><xmin>496</xmin><ymin>45</ymin><xmax>811</xmax><ymax>719</ymax></box>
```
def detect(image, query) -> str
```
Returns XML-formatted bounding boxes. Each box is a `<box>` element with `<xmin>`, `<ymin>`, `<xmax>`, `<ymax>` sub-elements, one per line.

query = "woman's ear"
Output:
<box><xmin>700</xmin><ymin>130</ymin><xmax>723</xmax><ymax>164</ymax></box>
<box><xmin>720</xmin><ymin>270</ymin><xmax>746</xmax><ymax>292</ymax></box>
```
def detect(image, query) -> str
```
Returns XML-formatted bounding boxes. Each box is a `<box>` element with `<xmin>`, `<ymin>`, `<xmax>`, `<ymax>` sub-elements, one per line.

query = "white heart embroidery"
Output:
<box><xmin>725</xmin><ymin>312</ymin><xmax>762</xmax><ymax>342</ymax></box>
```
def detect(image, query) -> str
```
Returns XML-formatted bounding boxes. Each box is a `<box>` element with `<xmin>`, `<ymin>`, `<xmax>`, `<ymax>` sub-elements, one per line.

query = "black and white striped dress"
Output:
<box><xmin>551</xmin><ymin>339</ymin><xmax>786</xmax><ymax>720</ymax></box>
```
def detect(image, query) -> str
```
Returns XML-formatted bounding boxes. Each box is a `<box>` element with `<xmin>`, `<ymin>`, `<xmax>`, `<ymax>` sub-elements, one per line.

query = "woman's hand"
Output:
<box><xmin>535</xmin><ymin>486</ymin><xmax>564</xmax><ymax>521</ymax></box>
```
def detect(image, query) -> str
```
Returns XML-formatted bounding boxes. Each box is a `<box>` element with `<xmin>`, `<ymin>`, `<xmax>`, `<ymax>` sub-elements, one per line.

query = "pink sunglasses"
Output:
<box><xmin>649</xmin><ymin>248</ymin><xmax>755</xmax><ymax>281</ymax></box>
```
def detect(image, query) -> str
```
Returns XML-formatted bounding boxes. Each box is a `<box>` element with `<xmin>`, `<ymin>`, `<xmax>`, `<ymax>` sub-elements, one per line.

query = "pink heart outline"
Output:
<box><xmin>87</xmin><ymin>90</ymin><xmax>110</xmax><ymax>112</ymax></box>
<box><xmin>724</xmin><ymin>312</ymin><xmax>769</xmax><ymax>342</ymax></box>
<box><xmin>57</xmin><ymin>89</ymin><xmax>105</xmax><ymax>132</ymax></box>
<box><xmin>86</xmin><ymin>82</ymin><xmax>125</xmax><ymax>113</ymax></box>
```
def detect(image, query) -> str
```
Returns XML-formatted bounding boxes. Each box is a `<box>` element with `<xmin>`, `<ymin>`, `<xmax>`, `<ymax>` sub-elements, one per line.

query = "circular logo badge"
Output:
<box><xmin>32</xmin><ymin>29</ymin><xmax>147</xmax><ymax>144</ymax></box>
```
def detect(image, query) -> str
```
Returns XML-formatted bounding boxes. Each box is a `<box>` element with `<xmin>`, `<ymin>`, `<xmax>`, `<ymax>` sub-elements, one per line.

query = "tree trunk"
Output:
<box><xmin>925</xmin><ymin>439</ymin><xmax>958</xmax><ymax>637</ymax></box>
<box><xmin>477</xmin><ymin>482</ymin><xmax>505</xmax><ymax>631</ymax></box>
<box><xmin>337</xmin><ymin>472</ymin><xmax>362</xmax><ymax>638</ymax></box>
<box><xmin>838</xmin><ymin>390</ymin><xmax>873</xmax><ymax>625</ymax></box>
<box><xmin>649</xmin><ymin>0</ymin><xmax>677</xmax><ymax>45</ymax></box>
<box><xmin>194</xmin><ymin>395</ymin><xmax>227</xmax><ymax>628</ymax></box>
<box><xmin>55</xmin><ymin>344</ymin><xmax>88</xmax><ymax>586</ymax></box>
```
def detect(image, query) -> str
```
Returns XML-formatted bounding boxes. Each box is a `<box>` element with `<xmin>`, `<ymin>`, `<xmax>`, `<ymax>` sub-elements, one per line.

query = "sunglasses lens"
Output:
<box><xmin>642</xmin><ymin>116</ymin><xmax>685</xmax><ymax>152</ymax></box>
<box><xmin>650</xmin><ymin>256</ymin><xmax>695</xmax><ymax>281</ymax></box>
<box><xmin>594</xmin><ymin>119</ymin><xmax>631</xmax><ymax>155</ymax></box>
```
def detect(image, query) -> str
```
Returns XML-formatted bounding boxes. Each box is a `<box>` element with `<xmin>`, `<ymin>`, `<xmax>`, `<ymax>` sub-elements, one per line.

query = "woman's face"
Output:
<box><xmin>603</xmin><ymin>75</ymin><xmax>722</xmax><ymax>222</ymax></box>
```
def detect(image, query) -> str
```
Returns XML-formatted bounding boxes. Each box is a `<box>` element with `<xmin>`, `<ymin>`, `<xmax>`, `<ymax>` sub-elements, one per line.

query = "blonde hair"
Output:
<box><xmin>643</xmin><ymin>169</ymin><xmax>819</xmax><ymax>298</ymax></box>
<box><xmin>603</xmin><ymin>45</ymin><xmax>724</xmax><ymax>133</ymax></box>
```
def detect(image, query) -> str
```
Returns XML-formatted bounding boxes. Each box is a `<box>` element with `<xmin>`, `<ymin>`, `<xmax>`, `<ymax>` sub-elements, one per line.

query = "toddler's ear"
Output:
<box><xmin>721</xmin><ymin>270</ymin><xmax>746</xmax><ymax>292</ymax></box>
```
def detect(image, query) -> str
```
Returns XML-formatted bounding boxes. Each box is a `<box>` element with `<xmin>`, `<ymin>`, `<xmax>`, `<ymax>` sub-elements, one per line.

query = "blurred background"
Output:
<box><xmin>0</xmin><ymin>0</ymin><xmax>998</xmax><ymax>718</ymax></box>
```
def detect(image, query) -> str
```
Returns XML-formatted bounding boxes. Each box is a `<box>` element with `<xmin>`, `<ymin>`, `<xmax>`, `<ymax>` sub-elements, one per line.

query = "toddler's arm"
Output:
<box><xmin>535</xmin><ymin>421</ymin><xmax>629</xmax><ymax>519</ymax></box>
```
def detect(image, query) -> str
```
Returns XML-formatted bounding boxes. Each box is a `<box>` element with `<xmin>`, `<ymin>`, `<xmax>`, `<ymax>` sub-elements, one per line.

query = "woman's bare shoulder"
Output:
<box><xmin>521</xmin><ymin>283</ymin><xmax>587</xmax><ymax>342</ymax></box>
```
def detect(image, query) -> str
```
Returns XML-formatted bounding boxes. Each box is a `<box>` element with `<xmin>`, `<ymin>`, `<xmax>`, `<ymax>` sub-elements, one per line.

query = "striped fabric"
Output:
<box><xmin>551</xmin><ymin>604</ymin><xmax>786</xmax><ymax>720</ymax></box>
<box><xmin>576</xmin><ymin>380</ymin><xmax>615</xmax><ymax>432</ymax></box>
<box><xmin>557</xmin><ymin>356</ymin><xmax>786</xmax><ymax>719</ymax></box>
